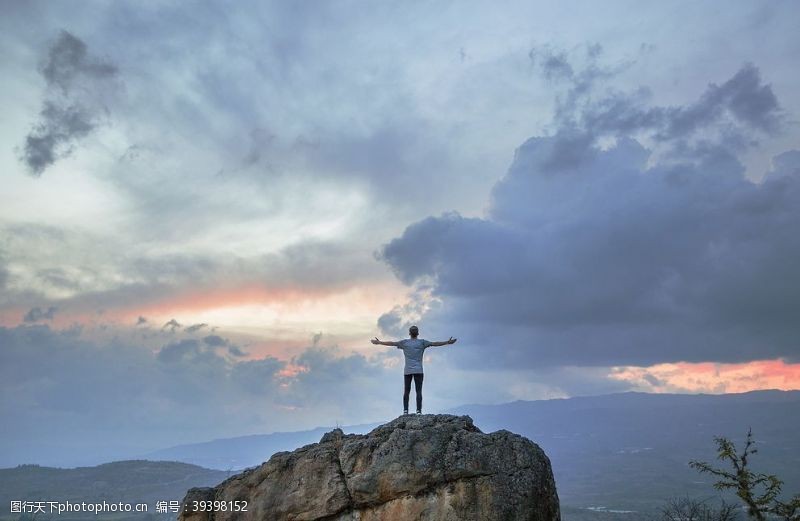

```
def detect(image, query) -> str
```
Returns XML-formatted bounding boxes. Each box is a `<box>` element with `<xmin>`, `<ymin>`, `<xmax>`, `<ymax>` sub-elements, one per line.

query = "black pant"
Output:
<box><xmin>403</xmin><ymin>373</ymin><xmax>424</xmax><ymax>412</ymax></box>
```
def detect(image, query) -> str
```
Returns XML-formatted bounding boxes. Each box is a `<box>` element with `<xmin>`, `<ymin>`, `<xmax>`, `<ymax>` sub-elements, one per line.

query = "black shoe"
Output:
<box><xmin>416</xmin><ymin>410</ymin><xmax>422</xmax><ymax>415</ymax></box>
<box><xmin>403</xmin><ymin>410</ymin><xmax>409</xmax><ymax>415</ymax></box>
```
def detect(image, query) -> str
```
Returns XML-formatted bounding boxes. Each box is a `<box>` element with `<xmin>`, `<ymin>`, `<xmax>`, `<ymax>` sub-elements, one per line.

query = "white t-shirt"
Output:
<box><xmin>397</xmin><ymin>338</ymin><xmax>433</xmax><ymax>374</ymax></box>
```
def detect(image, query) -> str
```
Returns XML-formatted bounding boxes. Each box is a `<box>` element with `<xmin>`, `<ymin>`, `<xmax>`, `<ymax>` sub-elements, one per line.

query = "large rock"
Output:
<box><xmin>179</xmin><ymin>414</ymin><xmax>560</xmax><ymax>521</ymax></box>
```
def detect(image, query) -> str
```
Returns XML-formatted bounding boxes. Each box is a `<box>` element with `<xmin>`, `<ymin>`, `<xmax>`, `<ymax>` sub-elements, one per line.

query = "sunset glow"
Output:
<box><xmin>611</xmin><ymin>359</ymin><xmax>800</xmax><ymax>393</ymax></box>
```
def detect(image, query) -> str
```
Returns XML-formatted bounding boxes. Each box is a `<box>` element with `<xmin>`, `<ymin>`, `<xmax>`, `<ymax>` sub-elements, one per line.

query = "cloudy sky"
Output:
<box><xmin>1</xmin><ymin>0</ymin><xmax>799</xmax><ymax>466</ymax></box>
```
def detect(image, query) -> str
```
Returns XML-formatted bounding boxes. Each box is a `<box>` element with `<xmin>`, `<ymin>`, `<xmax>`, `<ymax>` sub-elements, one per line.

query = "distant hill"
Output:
<box><xmin>0</xmin><ymin>460</ymin><xmax>229</xmax><ymax>520</ymax></box>
<box><xmin>141</xmin><ymin>423</ymin><xmax>380</xmax><ymax>471</ymax></box>
<box><xmin>448</xmin><ymin>390</ymin><xmax>800</xmax><ymax>514</ymax></box>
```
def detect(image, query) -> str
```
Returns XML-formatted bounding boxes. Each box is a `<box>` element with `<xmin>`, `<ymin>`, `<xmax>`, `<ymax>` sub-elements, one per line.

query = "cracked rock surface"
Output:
<box><xmin>179</xmin><ymin>414</ymin><xmax>560</xmax><ymax>521</ymax></box>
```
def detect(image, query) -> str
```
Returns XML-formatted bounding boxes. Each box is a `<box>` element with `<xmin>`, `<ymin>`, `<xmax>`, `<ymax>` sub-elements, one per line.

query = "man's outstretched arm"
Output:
<box><xmin>428</xmin><ymin>337</ymin><xmax>457</xmax><ymax>347</ymax></box>
<box><xmin>371</xmin><ymin>337</ymin><xmax>400</xmax><ymax>347</ymax></box>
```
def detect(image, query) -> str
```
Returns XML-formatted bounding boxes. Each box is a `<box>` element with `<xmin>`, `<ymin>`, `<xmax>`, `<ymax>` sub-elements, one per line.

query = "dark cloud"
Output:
<box><xmin>577</xmin><ymin>61</ymin><xmax>783</xmax><ymax>144</ymax></box>
<box><xmin>19</xmin><ymin>30</ymin><xmax>119</xmax><ymax>176</ymax></box>
<box><xmin>0</xmin><ymin>324</ymin><xmax>401</xmax><ymax>467</ymax></box>
<box><xmin>185</xmin><ymin>322</ymin><xmax>208</xmax><ymax>333</ymax></box>
<box><xmin>203</xmin><ymin>334</ymin><xmax>227</xmax><ymax>347</ymax></box>
<box><xmin>770</xmin><ymin>150</ymin><xmax>800</xmax><ymax>180</ymax></box>
<box><xmin>227</xmin><ymin>345</ymin><xmax>247</xmax><ymax>357</ymax></box>
<box><xmin>0</xmin><ymin>258</ymin><xmax>7</xmax><ymax>290</ymax></box>
<box><xmin>161</xmin><ymin>318</ymin><xmax>181</xmax><ymax>332</ymax></box>
<box><xmin>663</xmin><ymin>63</ymin><xmax>782</xmax><ymax>136</ymax></box>
<box><xmin>377</xmin><ymin>288</ymin><xmax>435</xmax><ymax>338</ymax></box>
<box><xmin>528</xmin><ymin>47</ymin><xmax>574</xmax><ymax>81</ymax></box>
<box><xmin>528</xmin><ymin>46</ymin><xmax>783</xmax><ymax>171</ymax></box>
<box><xmin>379</xmin><ymin>60</ymin><xmax>800</xmax><ymax>369</ymax></box>
<box><xmin>198</xmin><ymin>334</ymin><xmax>246</xmax><ymax>358</ymax></box>
<box><xmin>21</xmin><ymin>101</ymin><xmax>95</xmax><ymax>176</ymax></box>
<box><xmin>231</xmin><ymin>358</ymin><xmax>285</xmax><ymax>395</ymax></box>
<box><xmin>23</xmin><ymin>305</ymin><xmax>58</xmax><ymax>323</ymax></box>
<box><xmin>377</xmin><ymin>309</ymin><xmax>404</xmax><ymax>338</ymax></box>
<box><xmin>157</xmin><ymin>339</ymin><xmax>202</xmax><ymax>364</ymax></box>
<box><xmin>0</xmin><ymin>324</ymin><xmax>292</xmax><ymax>466</ymax></box>
<box><xmin>283</xmin><ymin>347</ymin><xmax>391</xmax><ymax>411</ymax></box>
<box><xmin>38</xmin><ymin>30</ymin><xmax>117</xmax><ymax>93</ymax></box>
<box><xmin>642</xmin><ymin>373</ymin><xmax>664</xmax><ymax>387</ymax></box>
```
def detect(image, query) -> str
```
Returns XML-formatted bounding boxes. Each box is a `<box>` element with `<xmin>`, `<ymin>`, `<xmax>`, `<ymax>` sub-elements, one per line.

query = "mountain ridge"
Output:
<box><xmin>139</xmin><ymin>389</ymin><xmax>800</xmax><ymax>470</ymax></box>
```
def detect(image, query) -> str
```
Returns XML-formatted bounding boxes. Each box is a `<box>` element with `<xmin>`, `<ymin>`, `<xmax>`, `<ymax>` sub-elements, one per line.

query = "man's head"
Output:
<box><xmin>409</xmin><ymin>325</ymin><xmax>419</xmax><ymax>338</ymax></box>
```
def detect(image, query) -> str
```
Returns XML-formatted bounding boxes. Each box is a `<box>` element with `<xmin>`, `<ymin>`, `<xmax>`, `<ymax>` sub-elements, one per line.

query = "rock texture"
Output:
<box><xmin>179</xmin><ymin>414</ymin><xmax>560</xmax><ymax>521</ymax></box>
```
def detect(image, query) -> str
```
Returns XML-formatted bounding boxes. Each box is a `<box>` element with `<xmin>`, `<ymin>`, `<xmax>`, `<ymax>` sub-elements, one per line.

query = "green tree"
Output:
<box><xmin>689</xmin><ymin>428</ymin><xmax>800</xmax><ymax>521</ymax></box>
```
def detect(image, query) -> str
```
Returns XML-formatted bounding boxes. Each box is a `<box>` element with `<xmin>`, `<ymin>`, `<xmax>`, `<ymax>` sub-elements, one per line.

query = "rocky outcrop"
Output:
<box><xmin>179</xmin><ymin>414</ymin><xmax>560</xmax><ymax>521</ymax></box>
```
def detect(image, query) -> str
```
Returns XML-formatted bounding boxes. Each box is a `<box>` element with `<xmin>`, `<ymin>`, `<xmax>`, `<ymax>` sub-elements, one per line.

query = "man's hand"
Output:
<box><xmin>371</xmin><ymin>337</ymin><xmax>381</xmax><ymax>345</ymax></box>
<box><xmin>429</xmin><ymin>337</ymin><xmax>458</xmax><ymax>347</ymax></box>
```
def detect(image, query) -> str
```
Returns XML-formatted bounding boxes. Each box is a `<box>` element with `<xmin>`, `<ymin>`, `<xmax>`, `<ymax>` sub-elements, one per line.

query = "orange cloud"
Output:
<box><xmin>0</xmin><ymin>284</ymin><xmax>304</xmax><ymax>327</ymax></box>
<box><xmin>0</xmin><ymin>308</ymin><xmax>24</xmax><ymax>327</ymax></box>
<box><xmin>118</xmin><ymin>284</ymin><xmax>330</xmax><ymax>320</ymax></box>
<box><xmin>0</xmin><ymin>278</ymin><xmax>406</xmax><ymax>330</ymax></box>
<box><xmin>610</xmin><ymin>359</ymin><xmax>800</xmax><ymax>393</ymax></box>
<box><xmin>0</xmin><ymin>279</ymin><xmax>407</xmax><ymax>373</ymax></box>
<box><xmin>276</xmin><ymin>363</ymin><xmax>311</xmax><ymax>378</ymax></box>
